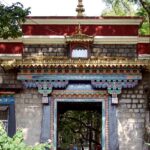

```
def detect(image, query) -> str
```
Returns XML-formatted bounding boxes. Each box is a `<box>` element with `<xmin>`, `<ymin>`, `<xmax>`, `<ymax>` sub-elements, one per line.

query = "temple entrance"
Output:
<box><xmin>55</xmin><ymin>100</ymin><xmax>103</xmax><ymax>150</ymax></box>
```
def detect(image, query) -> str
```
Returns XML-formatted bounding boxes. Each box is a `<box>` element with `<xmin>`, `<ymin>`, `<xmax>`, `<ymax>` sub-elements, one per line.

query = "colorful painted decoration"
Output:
<box><xmin>0</xmin><ymin>95</ymin><xmax>14</xmax><ymax>104</ymax></box>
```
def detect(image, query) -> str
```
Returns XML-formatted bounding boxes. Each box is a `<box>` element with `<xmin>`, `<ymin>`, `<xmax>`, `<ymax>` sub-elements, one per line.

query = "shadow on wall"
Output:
<box><xmin>118</xmin><ymin>118</ymin><xmax>144</xmax><ymax>150</ymax></box>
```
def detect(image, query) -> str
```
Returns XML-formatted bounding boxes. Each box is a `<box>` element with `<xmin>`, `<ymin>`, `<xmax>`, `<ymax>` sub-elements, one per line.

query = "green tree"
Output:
<box><xmin>0</xmin><ymin>122</ymin><xmax>51</xmax><ymax>150</ymax></box>
<box><xmin>58</xmin><ymin>110</ymin><xmax>102</xmax><ymax>150</ymax></box>
<box><xmin>0</xmin><ymin>2</ymin><xmax>30</xmax><ymax>39</ymax></box>
<box><xmin>136</xmin><ymin>7</ymin><xmax>150</xmax><ymax>35</ymax></box>
<box><xmin>132</xmin><ymin>0</ymin><xmax>150</xmax><ymax>35</ymax></box>
<box><xmin>102</xmin><ymin>0</ymin><xmax>150</xmax><ymax>35</ymax></box>
<box><xmin>102</xmin><ymin>0</ymin><xmax>136</xmax><ymax>16</ymax></box>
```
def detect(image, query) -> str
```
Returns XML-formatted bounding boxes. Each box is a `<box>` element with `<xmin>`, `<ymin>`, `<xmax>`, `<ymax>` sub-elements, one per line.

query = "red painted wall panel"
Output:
<box><xmin>0</xmin><ymin>43</ymin><xmax>23</xmax><ymax>54</ymax></box>
<box><xmin>138</xmin><ymin>43</ymin><xmax>150</xmax><ymax>54</ymax></box>
<box><xmin>22</xmin><ymin>25</ymin><xmax>139</xmax><ymax>36</ymax></box>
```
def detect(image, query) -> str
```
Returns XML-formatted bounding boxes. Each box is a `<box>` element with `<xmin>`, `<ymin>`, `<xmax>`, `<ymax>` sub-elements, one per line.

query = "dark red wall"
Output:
<box><xmin>0</xmin><ymin>43</ymin><xmax>23</xmax><ymax>54</ymax></box>
<box><xmin>138</xmin><ymin>43</ymin><xmax>150</xmax><ymax>54</ymax></box>
<box><xmin>22</xmin><ymin>25</ymin><xmax>139</xmax><ymax>36</ymax></box>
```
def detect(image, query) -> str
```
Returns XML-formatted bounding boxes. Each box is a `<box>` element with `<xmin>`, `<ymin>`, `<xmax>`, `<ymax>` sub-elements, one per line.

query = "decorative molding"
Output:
<box><xmin>139</xmin><ymin>36</ymin><xmax>150</xmax><ymax>43</ymax></box>
<box><xmin>0</xmin><ymin>54</ymin><xmax>22</xmax><ymax>60</ymax></box>
<box><xmin>19</xmin><ymin>66</ymin><xmax>140</xmax><ymax>75</ymax></box>
<box><xmin>23</xmin><ymin>80</ymin><xmax>68</xmax><ymax>96</ymax></box>
<box><xmin>52</xmin><ymin>90</ymin><xmax>107</xmax><ymax>99</ymax></box>
<box><xmin>23</xmin><ymin>18</ymin><xmax>143</xmax><ymax>25</ymax></box>
<box><xmin>91</xmin><ymin>80</ymin><xmax>138</xmax><ymax>89</ymax></box>
<box><xmin>23</xmin><ymin>36</ymin><xmax>138</xmax><ymax>44</ymax></box>
<box><xmin>138</xmin><ymin>54</ymin><xmax>150</xmax><ymax>60</ymax></box>
<box><xmin>94</xmin><ymin>36</ymin><xmax>138</xmax><ymax>44</ymax></box>
<box><xmin>18</xmin><ymin>74</ymin><xmax>142</xmax><ymax>81</ymax></box>
<box><xmin>0</xmin><ymin>36</ymin><xmax>149</xmax><ymax>45</ymax></box>
<box><xmin>0</xmin><ymin>38</ymin><xmax>22</xmax><ymax>43</ymax></box>
<box><xmin>23</xmin><ymin>36</ymin><xmax>65</xmax><ymax>44</ymax></box>
<box><xmin>1</xmin><ymin>57</ymin><xmax>150</xmax><ymax>71</ymax></box>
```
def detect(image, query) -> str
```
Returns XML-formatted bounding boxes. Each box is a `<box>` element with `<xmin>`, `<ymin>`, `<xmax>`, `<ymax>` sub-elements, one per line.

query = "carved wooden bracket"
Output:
<box><xmin>19</xmin><ymin>74</ymin><xmax>142</xmax><ymax>104</ymax></box>
<box><xmin>91</xmin><ymin>79</ymin><xmax>140</xmax><ymax>104</ymax></box>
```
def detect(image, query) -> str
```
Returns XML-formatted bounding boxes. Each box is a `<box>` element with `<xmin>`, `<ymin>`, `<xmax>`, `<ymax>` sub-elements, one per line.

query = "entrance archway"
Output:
<box><xmin>54</xmin><ymin>99</ymin><xmax>106</xmax><ymax>150</ymax></box>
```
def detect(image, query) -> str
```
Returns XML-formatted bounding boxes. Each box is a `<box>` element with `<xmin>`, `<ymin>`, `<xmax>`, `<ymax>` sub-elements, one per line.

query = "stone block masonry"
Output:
<box><xmin>15</xmin><ymin>89</ymin><xmax>42</xmax><ymax>145</ymax></box>
<box><xmin>23</xmin><ymin>44</ymin><xmax>137</xmax><ymax>58</ymax></box>
<box><xmin>92</xmin><ymin>44</ymin><xmax>137</xmax><ymax>58</ymax></box>
<box><xmin>117</xmin><ymin>73</ymin><xmax>150</xmax><ymax>150</ymax></box>
<box><xmin>23</xmin><ymin>45</ymin><xmax>67</xmax><ymax>58</ymax></box>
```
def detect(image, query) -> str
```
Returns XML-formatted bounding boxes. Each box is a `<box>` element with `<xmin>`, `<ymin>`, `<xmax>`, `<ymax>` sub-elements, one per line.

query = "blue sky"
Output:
<box><xmin>1</xmin><ymin>0</ymin><xmax>106</xmax><ymax>16</ymax></box>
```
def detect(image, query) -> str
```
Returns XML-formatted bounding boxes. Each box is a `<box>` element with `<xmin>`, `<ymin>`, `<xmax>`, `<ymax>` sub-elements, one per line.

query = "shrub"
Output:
<box><xmin>0</xmin><ymin>122</ymin><xmax>51</xmax><ymax>150</ymax></box>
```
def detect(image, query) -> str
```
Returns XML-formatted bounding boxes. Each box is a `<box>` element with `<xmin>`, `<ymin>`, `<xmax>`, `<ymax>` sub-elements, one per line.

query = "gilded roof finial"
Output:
<box><xmin>77</xmin><ymin>23</ymin><xmax>82</xmax><ymax>34</ymax></box>
<box><xmin>76</xmin><ymin>0</ymin><xmax>85</xmax><ymax>17</ymax></box>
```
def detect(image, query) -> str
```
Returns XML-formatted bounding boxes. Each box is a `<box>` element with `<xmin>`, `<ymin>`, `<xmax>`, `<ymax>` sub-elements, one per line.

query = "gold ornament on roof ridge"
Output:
<box><xmin>76</xmin><ymin>0</ymin><xmax>85</xmax><ymax>17</ymax></box>
<box><xmin>65</xmin><ymin>23</ymin><xmax>94</xmax><ymax>43</ymax></box>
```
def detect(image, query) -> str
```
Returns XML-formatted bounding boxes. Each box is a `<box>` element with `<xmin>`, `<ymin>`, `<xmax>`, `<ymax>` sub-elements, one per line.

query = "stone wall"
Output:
<box><xmin>15</xmin><ymin>89</ymin><xmax>42</xmax><ymax>145</ymax></box>
<box><xmin>23</xmin><ymin>44</ymin><xmax>137</xmax><ymax>58</ymax></box>
<box><xmin>92</xmin><ymin>44</ymin><xmax>137</xmax><ymax>58</ymax></box>
<box><xmin>0</xmin><ymin>67</ymin><xmax>21</xmax><ymax>89</ymax></box>
<box><xmin>117</xmin><ymin>73</ymin><xmax>150</xmax><ymax>150</ymax></box>
<box><xmin>23</xmin><ymin>45</ymin><xmax>67</xmax><ymax>57</ymax></box>
<box><xmin>0</xmin><ymin>68</ymin><xmax>42</xmax><ymax>145</ymax></box>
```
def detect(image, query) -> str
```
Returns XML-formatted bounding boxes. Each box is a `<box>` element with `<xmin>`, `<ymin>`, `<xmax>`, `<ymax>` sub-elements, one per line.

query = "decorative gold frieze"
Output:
<box><xmin>0</xmin><ymin>56</ymin><xmax>150</xmax><ymax>71</ymax></box>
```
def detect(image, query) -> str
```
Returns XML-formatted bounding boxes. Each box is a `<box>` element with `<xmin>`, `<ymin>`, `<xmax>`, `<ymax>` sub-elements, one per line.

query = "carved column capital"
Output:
<box><xmin>36</xmin><ymin>81</ymin><xmax>52</xmax><ymax>97</ymax></box>
<box><xmin>107</xmin><ymin>82</ymin><xmax>122</xmax><ymax>104</ymax></box>
<box><xmin>91</xmin><ymin>79</ymin><xmax>140</xmax><ymax>104</ymax></box>
<box><xmin>23</xmin><ymin>80</ymin><xmax>68</xmax><ymax>104</ymax></box>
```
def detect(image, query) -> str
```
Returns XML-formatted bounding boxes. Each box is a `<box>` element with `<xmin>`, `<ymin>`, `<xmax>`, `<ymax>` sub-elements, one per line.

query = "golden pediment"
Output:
<box><xmin>65</xmin><ymin>24</ymin><xmax>94</xmax><ymax>43</ymax></box>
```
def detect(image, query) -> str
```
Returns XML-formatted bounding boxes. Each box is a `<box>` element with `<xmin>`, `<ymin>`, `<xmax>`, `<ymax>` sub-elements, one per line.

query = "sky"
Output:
<box><xmin>1</xmin><ymin>0</ymin><xmax>106</xmax><ymax>16</ymax></box>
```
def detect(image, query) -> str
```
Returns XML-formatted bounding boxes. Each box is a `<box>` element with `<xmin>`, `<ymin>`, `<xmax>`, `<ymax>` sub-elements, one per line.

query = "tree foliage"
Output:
<box><xmin>102</xmin><ymin>0</ymin><xmax>150</xmax><ymax>35</ymax></box>
<box><xmin>0</xmin><ymin>2</ymin><xmax>30</xmax><ymax>39</ymax></box>
<box><xmin>58</xmin><ymin>110</ymin><xmax>102</xmax><ymax>150</ymax></box>
<box><xmin>0</xmin><ymin>122</ymin><xmax>51</xmax><ymax>150</ymax></box>
<box><xmin>102</xmin><ymin>0</ymin><xmax>136</xmax><ymax>16</ymax></box>
<box><xmin>136</xmin><ymin>7</ymin><xmax>150</xmax><ymax>34</ymax></box>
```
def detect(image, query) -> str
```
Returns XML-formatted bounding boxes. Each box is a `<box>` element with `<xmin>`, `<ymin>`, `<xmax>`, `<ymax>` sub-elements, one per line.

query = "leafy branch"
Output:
<box><xmin>0</xmin><ymin>2</ymin><xmax>30</xmax><ymax>39</ymax></box>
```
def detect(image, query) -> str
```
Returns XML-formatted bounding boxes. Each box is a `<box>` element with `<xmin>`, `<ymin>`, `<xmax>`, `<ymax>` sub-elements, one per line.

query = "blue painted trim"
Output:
<box><xmin>54</xmin><ymin>100</ymin><xmax>57</xmax><ymax>150</ymax></box>
<box><xmin>18</xmin><ymin>74</ymin><xmax>142</xmax><ymax>81</ymax></box>
<box><xmin>8</xmin><ymin>104</ymin><xmax>16</xmax><ymax>137</ymax></box>
<box><xmin>0</xmin><ymin>95</ymin><xmax>16</xmax><ymax>137</ymax></box>
<box><xmin>102</xmin><ymin>99</ymin><xmax>105</xmax><ymax>150</ymax></box>
<box><xmin>53</xmin><ymin>99</ymin><xmax>106</xmax><ymax>150</ymax></box>
<box><xmin>0</xmin><ymin>96</ymin><xmax>14</xmax><ymax>105</ymax></box>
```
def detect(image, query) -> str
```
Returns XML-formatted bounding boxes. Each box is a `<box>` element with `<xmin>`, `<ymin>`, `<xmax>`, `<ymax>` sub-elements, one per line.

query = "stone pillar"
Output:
<box><xmin>40</xmin><ymin>97</ymin><xmax>51</xmax><ymax>143</ymax></box>
<box><xmin>36</xmin><ymin>82</ymin><xmax>52</xmax><ymax>142</ymax></box>
<box><xmin>8</xmin><ymin>103</ymin><xmax>16</xmax><ymax>137</ymax></box>
<box><xmin>108</xmin><ymin>97</ymin><xmax>119</xmax><ymax>150</ymax></box>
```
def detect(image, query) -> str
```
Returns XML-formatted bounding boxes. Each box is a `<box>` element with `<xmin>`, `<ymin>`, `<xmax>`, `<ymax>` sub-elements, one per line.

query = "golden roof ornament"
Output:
<box><xmin>65</xmin><ymin>23</ymin><xmax>94</xmax><ymax>43</ymax></box>
<box><xmin>76</xmin><ymin>0</ymin><xmax>85</xmax><ymax>17</ymax></box>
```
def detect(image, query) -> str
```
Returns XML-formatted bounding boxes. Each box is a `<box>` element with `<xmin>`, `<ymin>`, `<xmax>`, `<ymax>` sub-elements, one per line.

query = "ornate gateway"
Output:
<box><xmin>0</xmin><ymin>0</ymin><xmax>150</xmax><ymax>150</ymax></box>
